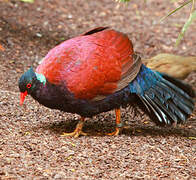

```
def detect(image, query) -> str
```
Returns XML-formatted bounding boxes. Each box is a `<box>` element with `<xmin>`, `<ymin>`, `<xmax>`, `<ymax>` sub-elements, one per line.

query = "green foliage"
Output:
<box><xmin>163</xmin><ymin>0</ymin><xmax>195</xmax><ymax>45</ymax></box>
<box><xmin>117</xmin><ymin>0</ymin><xmax>196</xmax><ymax>45</ymax></box>
<box><xmin>176</xmin><ymin>10</ymin><xmax>196</xmax><ymax>46</ymax></box>
<box><xmin>160</xmin><ymin>0</ymin><xmax>192</xmax><ymax>22</ymax></box>
<box><xmin>19</xmin><ymin>0</ymin><xmax>34</xmax><ymax>3</ymax></box>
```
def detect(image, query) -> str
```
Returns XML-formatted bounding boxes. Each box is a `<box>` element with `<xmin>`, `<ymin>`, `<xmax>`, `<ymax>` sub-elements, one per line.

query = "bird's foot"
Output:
<box><xmin>61</xmin><ymin>120</ymin><xmax>87</xmax><ymax>138</ymax></box>
<box><xmin>106</xmin><ymin>122</ymin><xmax>124</xmax><ymax>136</ymax></box>
<box><xmin>106</xmin><ymin>127</ymin><xmax>121</xmax><ymax>136</ymax></box>
<box><xmin>61</xmin><ymin>130</ymin><xmax>87</xmax><ymax>138</ymax></box>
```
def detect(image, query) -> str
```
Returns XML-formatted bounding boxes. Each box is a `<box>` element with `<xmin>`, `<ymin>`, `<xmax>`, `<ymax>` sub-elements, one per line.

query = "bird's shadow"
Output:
<box><xmin>33</xmin><ymin>119</ymin><xmax>196</xmax><ymax>138</ymax></box>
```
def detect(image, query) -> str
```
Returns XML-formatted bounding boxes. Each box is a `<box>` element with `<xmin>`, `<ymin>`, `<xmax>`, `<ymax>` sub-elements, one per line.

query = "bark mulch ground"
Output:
<box><xmin>0</xmin><ymin>0</ymin><xmax>195</xmax><ymax>179</ymax></box>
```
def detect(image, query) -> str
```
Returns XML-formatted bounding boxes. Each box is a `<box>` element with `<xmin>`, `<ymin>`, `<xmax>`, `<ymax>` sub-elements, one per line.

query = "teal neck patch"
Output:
<box><xmin>35</xmin><ymin>73</ymin><xmax>46</xmax><ymax>86</ymax></box>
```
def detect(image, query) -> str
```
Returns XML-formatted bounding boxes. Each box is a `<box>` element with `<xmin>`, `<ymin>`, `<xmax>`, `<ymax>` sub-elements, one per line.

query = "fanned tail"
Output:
<box><xmin>129</xmin><ymin>64</ymin><xmax>195</xmax><ymax>125</ymax></box>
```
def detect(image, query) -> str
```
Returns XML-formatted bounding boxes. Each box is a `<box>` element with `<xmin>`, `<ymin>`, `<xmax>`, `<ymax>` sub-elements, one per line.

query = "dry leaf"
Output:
<box><xmin>188</xmin><ymin>137</ymin><xmax>196</xmax><ymax>140</ymax></box>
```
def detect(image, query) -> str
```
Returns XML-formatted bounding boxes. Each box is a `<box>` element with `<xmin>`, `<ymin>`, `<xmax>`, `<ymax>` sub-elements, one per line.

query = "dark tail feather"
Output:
<box><xmin>161</xmin><ymin>73</ymin><xmax>195</xmax><ymax>98</ymax></box>
<box><xmin>139</xmin><ymin>73</ymin><xmax>195</xmax><ymax>125</ymax></box>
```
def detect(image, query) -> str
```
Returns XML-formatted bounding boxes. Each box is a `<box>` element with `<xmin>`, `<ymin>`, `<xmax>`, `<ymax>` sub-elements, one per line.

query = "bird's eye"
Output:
<box><xmin>26</xmin><ymin>83</ymin><xmax>32</xmax><ymax>89</ymax></box>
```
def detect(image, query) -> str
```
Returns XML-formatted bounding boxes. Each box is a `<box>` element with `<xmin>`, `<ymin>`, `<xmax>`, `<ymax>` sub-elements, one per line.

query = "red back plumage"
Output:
<box><xmin>36</xmin><ymin>28</ymin><xmax>135</xmax><ymax>100</ymax></box>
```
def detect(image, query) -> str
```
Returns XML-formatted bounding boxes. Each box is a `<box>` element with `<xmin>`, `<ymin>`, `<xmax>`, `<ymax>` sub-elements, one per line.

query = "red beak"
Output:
<box><xmin>20</xmin><ymin>91</ymin><xmax>28</xmax><ymax>106</ymax></box>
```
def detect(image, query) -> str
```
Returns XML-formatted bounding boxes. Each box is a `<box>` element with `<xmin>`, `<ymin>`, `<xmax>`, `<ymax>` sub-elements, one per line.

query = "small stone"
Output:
<box><xmin>67</xmin><ymin>14</ymin><xmax>72</xmax><ymax>19</ymax></box>
<box><xmin>36</xmin><ymin>33</ymin><xmax>42</xmax><ymax>37</ymax></box>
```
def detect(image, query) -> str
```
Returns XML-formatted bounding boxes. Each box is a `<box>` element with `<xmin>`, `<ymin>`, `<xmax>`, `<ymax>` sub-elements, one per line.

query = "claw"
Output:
<box><xmin>106</xmin><ymin>127</ymin><xmax>121</xmax><ymax>136</ymax></box>
<box><xmin>61</xmin><ymin>130</ymin><xmax>87</xmax><ymax>138</ymax></box>
<box><xmin>61</xmin><ymin>117</ymin><xmax>87</xmax><ymax>138</ymax></box>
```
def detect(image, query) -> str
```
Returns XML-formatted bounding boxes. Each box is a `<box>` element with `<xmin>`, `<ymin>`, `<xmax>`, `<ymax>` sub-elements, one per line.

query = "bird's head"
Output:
<box><xmin>18</xmin><ymin>67</ymin><xmax>46</xmax><ymax>105</ymax></box>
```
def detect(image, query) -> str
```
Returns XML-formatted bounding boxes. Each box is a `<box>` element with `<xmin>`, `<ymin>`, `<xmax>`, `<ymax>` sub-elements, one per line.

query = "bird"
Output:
<box><xmin>19</xmin><ymin>27</ymin><xmax>195</xmax><ymax>137</ymax></box>
<box><xmin>143</xmin><ymin>53</ymin><xmax>196</xmax><ymax>80</ymax></box>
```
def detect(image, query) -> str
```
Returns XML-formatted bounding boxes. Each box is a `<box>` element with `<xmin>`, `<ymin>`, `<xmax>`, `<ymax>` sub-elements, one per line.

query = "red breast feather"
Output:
<box><xmin>36</xmin><ymin>28</ymin><xmax>134</xmax><ymax>100</ymax></box>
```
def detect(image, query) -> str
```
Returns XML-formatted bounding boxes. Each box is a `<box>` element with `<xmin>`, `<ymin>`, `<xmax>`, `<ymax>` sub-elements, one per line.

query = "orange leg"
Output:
<box><xmin>61</xmin><ymin>117</ymin><xmax>87</xmax><ymax>138</ymax></box>
<box><xmin>107</xmin><ymin>108</ymin><xmax>123</xmax><ymax>136</ymax></box>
